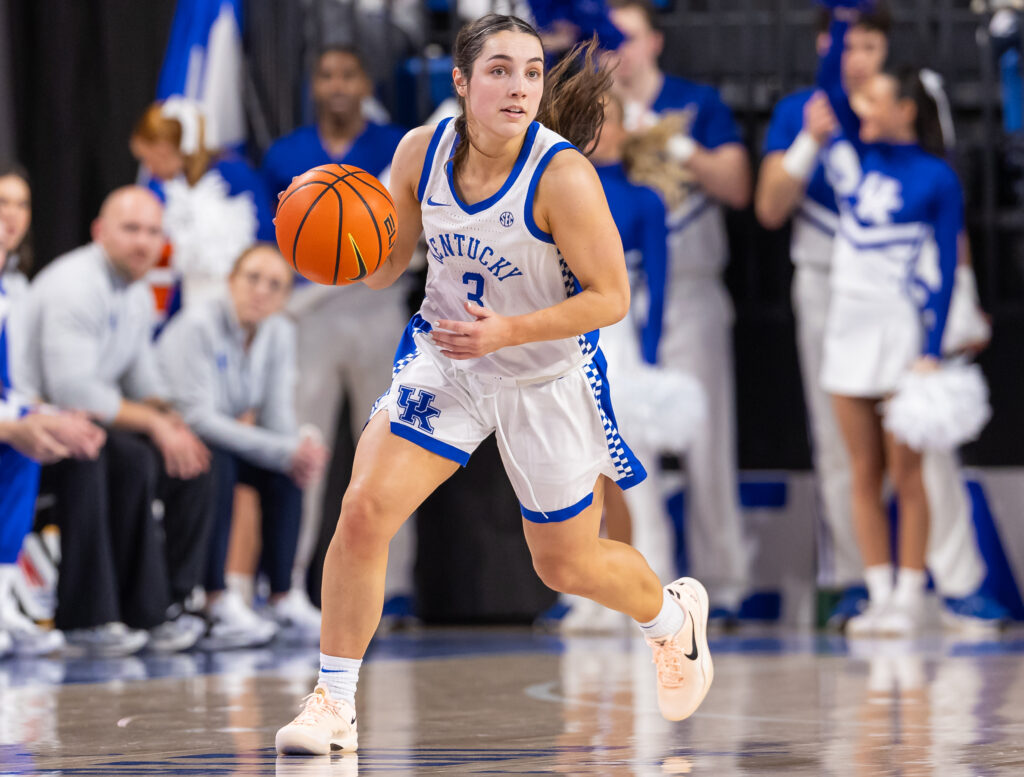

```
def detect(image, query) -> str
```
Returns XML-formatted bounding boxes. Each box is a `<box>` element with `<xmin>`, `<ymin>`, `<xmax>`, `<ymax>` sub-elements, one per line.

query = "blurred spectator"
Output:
<box><xmin>17</xmin><ymin>186</ymin><xmax>212</xmax><ymax>656</ymax></box>
<box><xmin>0</xmin><ymin>163</ymin><xmax>105</xmax><ymax>657</ymax></box>
<box><xmin>156</xmin><ymin>244</ymin><xmax>327</xmax><ymax>648</ymax></box>
<box><xmin>131</xmin><ymin>99</ymin><xmax>275</xmax><ymax>309</ymax></box>
<box><xmin>608</xmin><ymin>0</ymin><xmax>752</xmax><ymax>621</ymax></box>
<box><xmin>261</xmin><ymin>46</ymin><xmax>413</xmax><ymax>610</ymax></box>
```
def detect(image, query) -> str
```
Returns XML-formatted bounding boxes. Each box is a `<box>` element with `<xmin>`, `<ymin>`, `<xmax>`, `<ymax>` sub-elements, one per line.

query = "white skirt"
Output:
<box><xmin>820</xmin><ymin>293</ymin><xmax>922</xmax><ymax>398</ymax></box>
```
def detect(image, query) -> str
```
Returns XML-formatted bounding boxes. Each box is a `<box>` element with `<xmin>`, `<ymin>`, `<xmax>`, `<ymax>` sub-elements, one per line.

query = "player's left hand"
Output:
<box><xmin>911</xmin><ymin>355</ymin><xmax>941</xmax><ymax>373</ymax></box>
<box><xmin>432</xmin><ymin>302</ymin><xmax>513</xmax><ymax>360</ymax></box>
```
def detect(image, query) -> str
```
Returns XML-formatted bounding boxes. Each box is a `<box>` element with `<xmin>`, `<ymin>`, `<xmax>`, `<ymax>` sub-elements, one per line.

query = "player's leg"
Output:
<box><xmin>831</xmin><ymin>395</ymin><xmax>891</xmax><ymax>635</ymax></box>
<box><xmin>878</xmin><ymin>433</ymin><xmax>930</xmax><ymax>635</ymax></box>
<box><xmin>522</xmin><ymin>480</ymin><xmax>712</xmax><ymax>721</ymax></box>
<box><xmin>276</xmin><ymin>411</ymin><xmax>460</xmax><ymax>755</ymax></box>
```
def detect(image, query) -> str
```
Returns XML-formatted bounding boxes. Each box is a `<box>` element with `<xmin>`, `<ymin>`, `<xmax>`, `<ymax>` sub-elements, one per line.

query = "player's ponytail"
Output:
<box><xmin>536</xmin><ymin>36</ymin><xmax>613</xmax><ymax>155</ymax></box>
<box><xmin>450</xmin><ymin>14</ymin><xmax>611</xmax><ymax>174</ymax></box>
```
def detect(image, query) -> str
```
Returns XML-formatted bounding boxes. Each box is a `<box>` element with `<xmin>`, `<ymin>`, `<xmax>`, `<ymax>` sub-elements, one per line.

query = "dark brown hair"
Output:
<box><xmin>816</xmin><ymin>2</ymin><xmax>892</xmax><ymax>36</ymax></box>
<box><xmin>886</xmin><ymin>65</ymin><xmax>946</xmax><ymax>157</ymax></box>
<box><xmin>606</xmin><ymin>0</ymin><xmax>659</xmax><ymax>32</ymax></box>
<box><xmin>450</xmin><ymin>14</ymin><xmax>613</xmax><ymax>173</ymax></box>
<box><xmin>0</xmin><ymin>161</ymin><xmax>33</xmax><ymax>274</ymax></box>
<box><xmin>131</xmin><ymin>102</ymin><xmax>215</xmax><ymax>187</ymax></box>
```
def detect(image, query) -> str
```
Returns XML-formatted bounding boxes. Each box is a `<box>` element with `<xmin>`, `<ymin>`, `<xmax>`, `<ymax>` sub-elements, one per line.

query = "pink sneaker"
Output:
<box><xmin>275</xmin><ymin>685</ymin><xmax>358</xmax><ymax>755</ymax></box>
<box><xmin>645</xmin><ymin>577</ymin><xmax>714</xmax><ymax>721</ymax></box>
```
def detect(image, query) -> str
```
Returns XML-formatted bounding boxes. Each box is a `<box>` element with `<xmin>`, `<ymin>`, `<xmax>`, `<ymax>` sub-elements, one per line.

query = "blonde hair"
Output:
<box><xmin>131</xmin><ymin>102</ymin><xmax>215</xmax><ymax>186</ymax></box>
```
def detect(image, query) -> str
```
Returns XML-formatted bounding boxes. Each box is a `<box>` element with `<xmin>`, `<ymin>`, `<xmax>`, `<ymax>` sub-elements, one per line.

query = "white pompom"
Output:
<box><xmin>163</xmin><ymin>169</ymin><xmax>258</xmax><ymax>282</ymax></box>
<box><xmin>882</xmin><ymin>362</ymin><xmax>992</xmax><ymax>451</ymax></box>
<box><xmin>612</xmin><ymin>365</ymin><xmax>707</xmax><ymax>453</ymax></box>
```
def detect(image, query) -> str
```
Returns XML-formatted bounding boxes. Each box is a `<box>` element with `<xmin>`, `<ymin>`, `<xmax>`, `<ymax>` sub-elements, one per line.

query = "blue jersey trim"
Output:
<box><xmin>520</xmin><ymin>491</ymin><xmax>594</xmax><ymax>523</ymax></box>
<box><xmin>523</xmin><ymin>141</ymin><xmax>577</xmax><ymax>243</ymax></box>
<box><xmin>389</xmin><ymin>421</ymin><xmax>471</xmax><ymax>466</ymax></box>
<box><xmin>445</xmin><ymin>122</ymin><xmax>540</xmax><ymax>215</ymax></box>
<box><xmin>417</xmin><ymin>117</ymin><xmax>452</xmax><ymax>203</ymax></box>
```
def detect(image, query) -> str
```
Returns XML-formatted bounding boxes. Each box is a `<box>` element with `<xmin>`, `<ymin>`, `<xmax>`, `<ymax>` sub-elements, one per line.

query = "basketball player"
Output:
<box><xmin>260</xmin><ymin>46</ymin><xmax>412</xmax><ymax>618</ymax></box>
<box><xmin>276</xmin><ymin>15</ymin><xmax>712</xmax><ymax>754</ymax></box>
<box><xmin>0</xmin><ymin>163</ymin><xmax>104</xmax><ymax>656</ymax></box>
<box><xmin>156</xmin><ymin>244</ymin><xmax>328</xmax><ymax>648</ymax></box>
<box><xmin>756</xmin><ymin>3</ymin><xmax>1002</xmax><ymax>629</ymax></box>
<box><xmin>816</xmin><ymin>2</ymin><xmax>967</xmax><ymax>635</ymax></box>
<box><xmin>607</xmin><ymin>0</ymin><xmax>752</xmax><ymax>620</ymax></box>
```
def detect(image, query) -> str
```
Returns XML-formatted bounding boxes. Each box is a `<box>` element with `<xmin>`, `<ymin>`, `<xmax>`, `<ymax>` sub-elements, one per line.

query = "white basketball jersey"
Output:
<box><xmin>417</xmin><ymin>117</ymin><xmax>598</xmax><ymax>380</ymax></box>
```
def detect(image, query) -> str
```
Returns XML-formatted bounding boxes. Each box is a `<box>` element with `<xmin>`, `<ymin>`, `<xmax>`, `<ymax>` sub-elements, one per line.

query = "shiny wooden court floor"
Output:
<box><xmin>3</xmin><ymin>626</ymin><xmax>1024</xmax><ymax>775</ymax></box>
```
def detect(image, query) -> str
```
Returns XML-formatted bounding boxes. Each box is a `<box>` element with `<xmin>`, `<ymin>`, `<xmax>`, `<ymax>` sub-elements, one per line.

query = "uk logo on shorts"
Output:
<box><xmin>396</xmin><ymin>386</ymin><xmax>441</xmax><ymax>433</ymax></box>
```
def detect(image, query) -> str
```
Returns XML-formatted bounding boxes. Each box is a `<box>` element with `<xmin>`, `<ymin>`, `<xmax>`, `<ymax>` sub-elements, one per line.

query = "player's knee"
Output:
<box><xmin>332</xmin><ymin>486</ymin><xmax>393</xmax><ymax>556</ymax></box>
<box><xmin>532</xmin><ymin>553</ymin><xmax>592</xmax><ymax>596</ymax></box>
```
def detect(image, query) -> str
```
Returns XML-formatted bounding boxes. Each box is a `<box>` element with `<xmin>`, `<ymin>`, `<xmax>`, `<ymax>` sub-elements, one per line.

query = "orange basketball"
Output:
<box><xmin>274</xmin><ymin>164</ymin><xmax>398</xmax><ymax>286</ymax></box>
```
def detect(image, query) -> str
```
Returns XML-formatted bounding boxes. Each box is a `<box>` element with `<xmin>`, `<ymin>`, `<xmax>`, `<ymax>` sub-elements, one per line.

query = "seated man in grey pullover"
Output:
<box><xmin>17</xmin><ymin>186</ymin><xmax>212</xmax><ymax>656</ymax></box>
<box><xmin>156</xmin><ymin>243</ymin><xmax>326</xmax><ymax>648</ymax></box>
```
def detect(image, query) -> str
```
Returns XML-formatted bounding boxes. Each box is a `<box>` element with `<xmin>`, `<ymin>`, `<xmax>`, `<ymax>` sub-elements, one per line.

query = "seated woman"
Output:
<box><xmin>156</xmin><ymin>244</ymin><xmax>327</xmax><ymax>648</ymax></box>
<box><xmin>0</xmin><ymin>162</ymin><xmax>105</xmax><ymax>656</ymax></box>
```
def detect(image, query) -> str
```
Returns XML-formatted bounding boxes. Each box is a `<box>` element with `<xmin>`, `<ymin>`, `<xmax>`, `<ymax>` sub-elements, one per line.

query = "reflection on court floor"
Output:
<box><xmin>2</xmin><ymin>627</ymin><xmax>1023</xmax><ymax>775</ymax></box>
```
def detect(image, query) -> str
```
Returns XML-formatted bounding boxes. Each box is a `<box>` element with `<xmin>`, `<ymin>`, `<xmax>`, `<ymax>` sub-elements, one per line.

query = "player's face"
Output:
<box><xmin>842</xmin><ymin>26</ymin><xmax>888</xmax><ymax>93</ymax></box>
<box><xmin>609</xmin><ymin>7</ymin><xmax>662</xmax><ymax>85</ymax></box>
<box><xmin>0</xmin><ymin>174</ymin><xmax>31</xmax><ymax>256</ymax></box>
<box><xmin>458</xmin><ymin>31</ymin><xmax>544</xmax><ymax>139</ymax></box>
<box><xmin>313</xmin><ymin>51</ymin><xmax>370</xmax><ymax>119</ymax></box>
<box><xmin>852</xmin><ymin>73</ymin><xmax>905</xmax><ymax>144</ymax></box>
<box><xmin>94</xmin><ymin>191</ymin><xmax>165</xmax><ymax>282</ymax></box>
<box><xmin>229</xmin><ymin>247</ymin><xmax>292</xmax><ymax>327</ymax></box>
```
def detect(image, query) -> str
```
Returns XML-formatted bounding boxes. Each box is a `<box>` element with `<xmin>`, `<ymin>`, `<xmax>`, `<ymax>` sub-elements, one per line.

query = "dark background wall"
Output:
<box><xmin>4</xmin><ymin>0</ymin><xmax>1020</xmax><ymax>470</ymax></box>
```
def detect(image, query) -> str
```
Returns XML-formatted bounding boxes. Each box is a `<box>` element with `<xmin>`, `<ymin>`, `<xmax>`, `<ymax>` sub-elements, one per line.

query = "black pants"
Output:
<box><xmin>43</xmin><ymin>429</ymin><xmax>213</xmax><ymax>631</ymax></box>
<box><xmin>206</xmin><ymin>448</ymin><xmax>302</xmax><ymax>596</ymax></box>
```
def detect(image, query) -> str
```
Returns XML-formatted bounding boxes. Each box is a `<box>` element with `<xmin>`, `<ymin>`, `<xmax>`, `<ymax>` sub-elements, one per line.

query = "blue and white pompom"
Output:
<box><xmin>882</xmin><ymin>362</ymin><xmax>992</xmax><ymax>451</ymax></box>
<box><xmin>613</xmin><ymin>366</ymin><xmax>707</xmax><ymax>454</ymax></box>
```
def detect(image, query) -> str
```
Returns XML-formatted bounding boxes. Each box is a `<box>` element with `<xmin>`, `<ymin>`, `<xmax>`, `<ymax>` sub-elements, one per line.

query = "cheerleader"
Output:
<box><xmin>817</xmin><ymin>2</ymin><xmax>967</xmax><ymax>635</ymax></box>
<box><xmin>131</xmin><ymin>99</ymin><xmax>275</xmax><ymax>308</ymax></box>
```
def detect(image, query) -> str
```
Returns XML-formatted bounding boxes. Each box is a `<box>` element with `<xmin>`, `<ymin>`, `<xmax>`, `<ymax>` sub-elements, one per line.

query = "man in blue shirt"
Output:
<box><xmin>261</xmin><ymin>47</ymin><xmax>412</xmax><ymax>610</ymax></box>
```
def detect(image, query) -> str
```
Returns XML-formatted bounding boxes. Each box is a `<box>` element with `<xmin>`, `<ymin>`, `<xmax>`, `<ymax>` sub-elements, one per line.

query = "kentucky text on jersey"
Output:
<box><xmin>426</xmin><ymin>232</ymin><xmax>524</xmax><ymax>281</ymax></box>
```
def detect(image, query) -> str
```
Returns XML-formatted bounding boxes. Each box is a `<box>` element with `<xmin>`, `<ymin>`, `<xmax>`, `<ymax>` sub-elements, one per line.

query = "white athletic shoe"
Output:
<box><xmin>268</xmin><ymin>589</ymin><xmax>321</xmax><ymax>644</ymax></box>
<box><xmin>148</xmin><ymin>614</ymin><xmax>205</xmax><ymax>653</ymax></box>
<box><xmin>276</xmin><ymin>685</ymin><xmax>358</xmax><ymax>755</ymax></box>
<box><xmin>200</xmin><ymin>591</ymin><xmax>278</xmax><ymax>651</ymax></box>
<box><xmin>646</xmin><ymin>577</ymin><xmax>714</xmax><ymax>722</ymax></box>
<box><xmin>845</xmin><ymin>599</ymin><xmax>890</xmax><ymax>638</ymax></box>
<box><xmin>0</xmin><ymin>603</ymin><xmax>64</xmax><ymax>657</ymax></box>
<box><xmin>876</xmin><ymin>600</ymin><xmax>928</xmax><ymax>637</ymax></box>
<box><xmin>560</xmin><ymin>598</ymin><xmax>630</xmax><ymax>635</ymax></box>
<box><xmin>64</xmin><ymin>622</ymin><xmax>149</xmax><ymax>657</ymax></box>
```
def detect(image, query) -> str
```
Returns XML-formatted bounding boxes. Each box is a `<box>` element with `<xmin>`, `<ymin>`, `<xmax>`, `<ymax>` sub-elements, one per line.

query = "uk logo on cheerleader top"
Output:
<box><xmin>396</xmin><ymin>386</ymin><xmax>441</xmax><ymax>433</ymax></box>
<box><xmin>855</xmin><ymin>172</ymin><xmax>903</xmax><ymax>225</ymax></box>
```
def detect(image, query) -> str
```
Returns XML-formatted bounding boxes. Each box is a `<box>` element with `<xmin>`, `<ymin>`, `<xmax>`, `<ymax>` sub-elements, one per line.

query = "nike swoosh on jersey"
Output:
<box><xmin>426</xmin><ymin>196</ymin><xmax>450</xmax><ymax>207</ymax></box>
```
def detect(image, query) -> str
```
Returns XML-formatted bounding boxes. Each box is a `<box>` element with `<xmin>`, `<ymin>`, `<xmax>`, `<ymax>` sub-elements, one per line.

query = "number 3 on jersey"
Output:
<box><xmin>462</xmin><ymin>272</ymin><xmax>485</xmax><ymax>305</ymax></box>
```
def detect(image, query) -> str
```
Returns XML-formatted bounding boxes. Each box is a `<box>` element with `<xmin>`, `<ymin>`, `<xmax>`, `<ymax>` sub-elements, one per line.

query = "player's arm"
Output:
<box><xmin>684</xmin><ymin>142</ymin><xmax>751</xmax><ymax>210</ymax></box>
<box><xmin>362</xmin><ymin>127</ymin><xmax>431</xmax><ymax>290</ymax></box>
<box><xmin>431</xmin><ymin>151</ymin><xmax>629</xmax><ymax>359</ymax></box>
<box><xmin>756</xmin><ymin>93</ymin><xmax>838</xmax><ymax>229</ymax></box>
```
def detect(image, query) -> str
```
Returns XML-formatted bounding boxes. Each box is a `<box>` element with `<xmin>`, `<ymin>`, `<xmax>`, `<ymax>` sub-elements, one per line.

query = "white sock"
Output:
<box><xmin>318</xmin><ymin>653</ymin><xmax>362</xmax><ymax>707</ymax></box>
<box><xmin>637</xmin><ymin>589</ymin><xmax>686</xmax><ymax>641</ymax></box>
<box><xmin>893</xmin><ymin>568</ymin><xmax>927</xmax><ymax>608</ymax></box>
<box><xmin>864</xmin><ymin>564</ymin><xmax>894</xmax><ymax>605</ymax></box>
